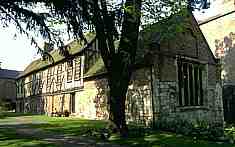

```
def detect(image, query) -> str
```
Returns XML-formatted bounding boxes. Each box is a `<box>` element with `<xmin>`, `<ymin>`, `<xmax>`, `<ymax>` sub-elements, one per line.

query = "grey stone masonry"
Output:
<box><xmin>153</xmin><ymin>79</ymin><xmax>224</xmax><ymax>126</ymax></box>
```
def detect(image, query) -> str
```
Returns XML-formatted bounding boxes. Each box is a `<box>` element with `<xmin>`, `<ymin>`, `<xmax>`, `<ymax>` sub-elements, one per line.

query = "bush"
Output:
<box><xmin>209</xmin><ymin>123</ymin><xmax>224</xmax><ymax>139</ymax></box>
<box><xmin>224</xmin><ymin>124</ymin><xmax>235</xmax><ymax>142</ymax></box>
<box><xmin>154</xmin><ymin>119</ymin><xmax>224</xmax><ymax>141</ymax></box>
<box><xmin>0</xmin><ymin>100</ymin><xmax>15</xmax><ymax>111</ymax></box>
<box><xmin>0</xmin><ymin>112</ymin><xmax>5</xmax><ymax>119</ymax></box>
<box><xmin>64</xmin><ymin>110</ymin><xmax>70</xmax><ymax>117</ymax></box>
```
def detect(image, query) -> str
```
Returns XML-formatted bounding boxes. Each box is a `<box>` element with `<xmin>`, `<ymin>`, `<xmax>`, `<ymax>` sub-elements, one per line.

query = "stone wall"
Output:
<box><xmin>207</xmin><ymin>83</ymin><xmax>224</xmax><ymax>123</ymax></box>
<box><xmin>73</xmin><ymin>67</ymin><xmax>153</xmax><ymax>125</ymax></box>
<box><xmin>16</xmin><ymin>55</ymin><xmax>223</xmax><ymax>128</ymax></box>
<box><xmin>75</xmin><ymin>79</ymin><xmax>109</xmax><ymax>120</ymax></box>
<box><xmin>16</xmin><ymin>67</ymin><xmax>153</xmax><ymax>126</ymax></box>
<box><xmin>0</xmin><ymin>79</ymin><xmax>17</xmax><ymax>103</ymax></box>
<box><xmin>153</xmin><ymin>80</ymin><xmax>177</xmax><ymax>122</ymax></box>
<box><xmin>151</xmin><ymin>53</ymin><xmax>223</xmax><ymax>127</ymax></box>
<box><xmin>126</xmin><ymin>68</ymin><xmax>152</xmax><ymax>126</ymax></box>
<box><xmin>153</xmin><ymin>80</ymin><xmax>223</xmax><ymax>126</ymax></box>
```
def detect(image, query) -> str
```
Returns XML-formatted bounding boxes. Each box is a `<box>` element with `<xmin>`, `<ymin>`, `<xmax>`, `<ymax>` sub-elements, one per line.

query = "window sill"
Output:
<box><xmin>176</xmin><ymin>106</ymin><xmax>209</xmax><ymax>112</ymax></box>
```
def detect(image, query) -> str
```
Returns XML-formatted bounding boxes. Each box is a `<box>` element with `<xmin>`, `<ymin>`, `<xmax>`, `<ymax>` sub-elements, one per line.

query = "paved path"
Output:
<box><xmin>0</xmin><ymin>116</ymin><xmax>126</xmax><ymax>147</ymax></box>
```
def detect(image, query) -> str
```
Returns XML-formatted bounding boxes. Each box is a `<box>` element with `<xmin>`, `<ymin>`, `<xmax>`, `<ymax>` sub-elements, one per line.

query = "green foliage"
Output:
<box><xmin>141</xmin><ymin>0</ymin><xmax>188</xmax><ymax>26</ymax></box>
<box><xmin>0</xmin><ymin>100</ymin><xmax>10</xmax><ymax>112</ymax></box>
<box><xmin>141</xmin><ymin>9</ymin><xmax>192</xmax><ymax>45</ymax></box>
<box><xmin>154</xmin><ymin>119</ymin><xmax>224</xmax><ymax>141</ymax></box>
<box><xmin>224</xmin><ymin>123</ymin><xmax>235</xmax><ymax>143</ymax></box>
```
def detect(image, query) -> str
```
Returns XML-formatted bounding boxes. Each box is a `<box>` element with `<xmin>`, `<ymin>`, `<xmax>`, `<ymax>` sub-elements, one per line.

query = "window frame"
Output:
<box><xmin>67</xmin><ymin>61</ymin><xmax>73</xmax><ymax>82</ymax></box>
<box><xmin>46</xmin><ymin>67</ymin><xmax>53</xmax><ymax>93</ymax></box>
<box><xmin>74</xmin><ymin>57</ymin><xmax>81</xmax><ymax>81</ymax></box>
<box><xmin>56</xmin><ymin>64</ymin><xmax>63</xmax><ymax>91</ymax></box>
<box><xmin>177</xmin><ymin>57</ymin><xmax>206</xmax><ymax>107</ymax></box>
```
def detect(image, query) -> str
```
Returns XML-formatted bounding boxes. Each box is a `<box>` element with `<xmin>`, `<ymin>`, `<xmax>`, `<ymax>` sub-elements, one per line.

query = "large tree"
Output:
<box><xmin>0</xmin><ymin>0</ymin><xmax>209</xmax><ymax>137</ymax></box>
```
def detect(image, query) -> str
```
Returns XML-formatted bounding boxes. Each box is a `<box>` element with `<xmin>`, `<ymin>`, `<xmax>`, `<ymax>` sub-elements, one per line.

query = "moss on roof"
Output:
<box><xmin>84</xmin><ymin>57</ymin><xmax>106</xmax><ymax>77</ymax></box>
<box><xmin>20</xmin><ymin>33</ymin><xmax>95</xmax><ymax>78</ymax></box>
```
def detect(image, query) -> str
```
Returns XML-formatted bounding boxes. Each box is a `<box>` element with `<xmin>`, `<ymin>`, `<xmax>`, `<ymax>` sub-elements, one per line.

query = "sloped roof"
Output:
<box><xmin>84</xmin><ymin>57</ymin><xmax>106</xmax><ymax>78</ymax></box>
<box><xmin>18</xmin><ymin>33</ymin><xmax>96</xmax><ymax>78</ymax></box>
<box><xmin>19</xmin><ymin>9</ymin><xmax>214</xmax><ymax>79</ymax></box>
<box><xmin>0</xmin><ymin>69</ymin><xmax>21</xmax><ymax>79</ymax></box>
<box><xmin>84</xmin><ymin>10</ymin><xmax>215</xmax><ymax>78</ymax></box>
<box><xmin>139</xmin><ymin>9</ymin><xmax>217</xmax><ymax>63</ymax></box>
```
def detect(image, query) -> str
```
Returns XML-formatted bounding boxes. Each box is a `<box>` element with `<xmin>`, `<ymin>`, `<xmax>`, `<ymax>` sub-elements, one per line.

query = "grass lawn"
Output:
<box><xmin>29</xmin><ymin>115</ymin><xmax>108</xmax><ymax>136</ymax></box>
<box><xmin>0</xmin><ymin>113</ymin><xmax>235</xmax><ymax>147</ymax></box>
<box><xmin>0</xmin><ymin>112</ymin><xmax>57</xmax><ymax>147</ymax></box>
<box><xmin>0</xmin><ymin>127</ymin><xmax>56</xmax><ymax>147</ymax></box>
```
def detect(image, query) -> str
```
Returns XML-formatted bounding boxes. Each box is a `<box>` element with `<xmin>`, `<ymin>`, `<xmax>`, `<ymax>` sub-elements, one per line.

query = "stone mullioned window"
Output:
<box><xmin>177</xmin><ymin>58</ymin><xmax>204</xmax><ymax>106</ymax></box>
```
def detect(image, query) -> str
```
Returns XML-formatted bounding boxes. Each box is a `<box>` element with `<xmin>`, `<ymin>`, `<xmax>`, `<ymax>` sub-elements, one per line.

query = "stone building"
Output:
<box><xmin>16</xmin><ymin>11</ymin><xmax>223</xmax><ymax>127</ymax></box>
<box><xmin>0</xmin><ymin>67</ymin><xmax>21</xmax><ymax>110</ymax></box>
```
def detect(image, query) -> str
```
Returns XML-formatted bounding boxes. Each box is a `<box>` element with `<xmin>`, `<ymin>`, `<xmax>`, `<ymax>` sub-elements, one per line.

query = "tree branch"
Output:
<box><xmin>119</xmin><ymin>0</ymin><xmax>142</xmax><ymax>63</ymax></box>
<box><xmin>100</xmin><ymin>0</ymin><xmax>116</xmax><ymax>55</ymax></box>
<box><xmin>92</xmin><ymin>0</ymin><xmax>111</xmax><ymax>69</ymax></box>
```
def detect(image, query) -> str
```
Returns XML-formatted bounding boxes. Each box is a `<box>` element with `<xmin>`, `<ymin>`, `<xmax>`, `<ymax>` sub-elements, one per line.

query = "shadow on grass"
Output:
<box><xmin>0</xmin><ymin>112</ymin><xmax>40</xmax><ymax>119</ymax></box>
<box><xmin>2</xmin><ymin>115</ymin><xmax>233</xmax><ymax>147</ymax></box>
<box><xmin>28</xmin><ymin>117</ymin><xmax>234</xmax><ymax>147</ymax></box>
<box><xmin>109</xmin><ymin>131</ymin><xmax>235</xmax><ymax>147</ymax></box>
<box><xmin>0</xmin><ymin>127</ymin><xmax>56</xmax><ymax>147</ymax></box>
<box><xmin>29</xmin><ymin>118</ymin><xmax>108</xmax><ymax>137</ymax></box>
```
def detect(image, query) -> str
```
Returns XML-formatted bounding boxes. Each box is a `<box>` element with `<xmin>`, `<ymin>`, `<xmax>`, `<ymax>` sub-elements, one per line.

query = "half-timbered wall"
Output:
<box><xmin>17</xmin><ymin>56</ymin><xmax>84</xmax><ymax>97</ymax></box>
<box><xmin>16</xmin><ymin>55</ymin><xmax>84</xmax><ymax>113</ymax></box>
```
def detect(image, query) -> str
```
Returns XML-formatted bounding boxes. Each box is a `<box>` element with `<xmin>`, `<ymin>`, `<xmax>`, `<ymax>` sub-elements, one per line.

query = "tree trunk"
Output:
<box><xmin>93</xmin><ymin>0</ymin><xmax>142</xmax><ymax>137</ymax></box>
<box><xmin>107</xmin><ymin>0</ymin><xmax>142</xmax><ymax>137</ymax></box>
<box><xmin>108</xmin><ymin>54</ymin><xmax>131</xmax><ymax>138</ymax></box>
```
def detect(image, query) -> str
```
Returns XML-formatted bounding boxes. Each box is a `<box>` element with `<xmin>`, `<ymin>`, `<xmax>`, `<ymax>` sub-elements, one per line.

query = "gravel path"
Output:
<box><xmin>0</xmin><ymin>116</ymin><xmax>126</xmax><ymax>147</ymax></box>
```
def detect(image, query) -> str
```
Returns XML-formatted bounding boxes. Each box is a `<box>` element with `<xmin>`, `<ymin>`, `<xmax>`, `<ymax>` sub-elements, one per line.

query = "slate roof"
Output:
<box><xmin>0</xmin><ymin>69</ymin><xmax>21</xmax><ymax>79</ymax></box>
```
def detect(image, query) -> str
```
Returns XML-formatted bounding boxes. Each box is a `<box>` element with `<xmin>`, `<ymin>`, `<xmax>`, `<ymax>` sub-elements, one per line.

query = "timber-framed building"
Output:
<box><xmin>16</xmin><ymin>11</ymin><xmax>224</xmax><ymax>127</ymax></box>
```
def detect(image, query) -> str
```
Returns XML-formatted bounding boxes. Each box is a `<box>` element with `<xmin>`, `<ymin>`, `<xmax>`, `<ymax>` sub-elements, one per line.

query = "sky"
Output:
<box><xmin>0</xmin><ymin>25</ymin><xmax>42</xmax><ymax>71</ymax></box>
<box><xmin>0</xmin><ymin>0</ymin><xmax>233</xmax><ymax>71</ymax></box>
<box><xmin>194</xmin><ymin>0</ymin><xmax>234</xmax><ymax>21</ymax></box>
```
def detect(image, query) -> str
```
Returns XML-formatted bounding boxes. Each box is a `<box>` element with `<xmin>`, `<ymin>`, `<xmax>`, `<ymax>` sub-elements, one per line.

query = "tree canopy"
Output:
<box><xmin>0</xmin><ymin>0</ymin><xmax>210</xmax><ymax>137</ymax></box>
<box><xmin>0</xmin><ymin>0</ymin><xmax>209</xmax><ymax>56</ymax></box>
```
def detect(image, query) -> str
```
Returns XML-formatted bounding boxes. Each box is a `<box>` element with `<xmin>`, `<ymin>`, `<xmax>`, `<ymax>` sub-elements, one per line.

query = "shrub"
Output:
<box><xmin>154</xmin><ymin>119</ymin><xmax>224</xmax><ymax>141</ymax></box>
<box><xmin>224</xmin><ymin>124</ymin><xmax>235</xmax><ymax>142</ymax></box>
<box><xmin>64</xmin><ymin>110</ymin><xmax>70</xmax><ymax>117</ymax></box>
